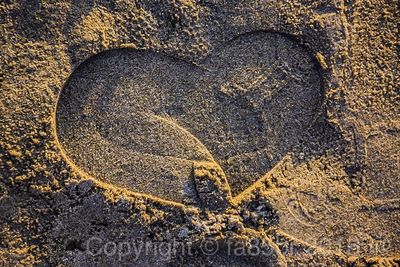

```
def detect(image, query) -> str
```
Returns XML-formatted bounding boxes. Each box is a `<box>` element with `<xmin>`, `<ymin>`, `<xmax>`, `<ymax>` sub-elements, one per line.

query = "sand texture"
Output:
<box><xmin>1</xmin><ymin>0</ymin><xmax>399</xmax><ymax>266</ymax></box>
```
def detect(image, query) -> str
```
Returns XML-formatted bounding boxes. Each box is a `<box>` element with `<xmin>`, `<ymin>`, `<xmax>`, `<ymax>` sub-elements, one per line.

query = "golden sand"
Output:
<box><xmin>1</xmin><ymin>1</ymin><xmax>398</xmax><ymax>266</ymax></box>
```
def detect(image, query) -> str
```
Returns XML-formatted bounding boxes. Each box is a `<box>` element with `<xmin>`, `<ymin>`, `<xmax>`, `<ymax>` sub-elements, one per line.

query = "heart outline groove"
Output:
<box><xmin>54</xmin><ymin>31</ymin><xmax>324</xmax><ymax>210</ymax></box>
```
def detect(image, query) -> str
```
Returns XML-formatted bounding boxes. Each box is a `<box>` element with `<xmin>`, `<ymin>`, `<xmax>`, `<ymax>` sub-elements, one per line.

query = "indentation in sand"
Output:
<box><xmin>55</xmin><ymin>32</ymin><xmax>323</xmax><ymax>205</ymax></box>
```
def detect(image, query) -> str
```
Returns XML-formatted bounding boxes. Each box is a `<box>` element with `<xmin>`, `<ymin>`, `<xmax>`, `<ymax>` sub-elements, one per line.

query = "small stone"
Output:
<box><xmin>178</xmin><ymin>227</ymin><xmax>189</xmax><ymax>238</ymax></box>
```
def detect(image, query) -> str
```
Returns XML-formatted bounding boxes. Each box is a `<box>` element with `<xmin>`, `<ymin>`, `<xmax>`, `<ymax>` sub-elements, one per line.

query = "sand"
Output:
<box><xmin>0</xmin><ymin>1</ymin><xmax>399</xmax><ymax>266</ymax></box>
<box><xmin>56</xmin><ymin>32</ymin><xmax>323</xmax><ymax>205</ymax></box>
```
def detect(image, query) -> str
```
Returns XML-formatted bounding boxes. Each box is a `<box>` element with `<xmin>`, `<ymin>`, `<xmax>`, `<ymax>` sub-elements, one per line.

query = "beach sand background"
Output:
<box><xmin>0</xmin><ymin>1</ymin><xmax>399</xmax><ymax>266</ymax></box>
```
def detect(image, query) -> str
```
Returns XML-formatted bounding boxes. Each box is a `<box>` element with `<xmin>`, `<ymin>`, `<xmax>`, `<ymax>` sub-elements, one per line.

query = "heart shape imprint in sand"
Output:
<box><xmin>56</xmin><ymin>32</ymin><xmax>323</xmax><ymax>208</ymax></box>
